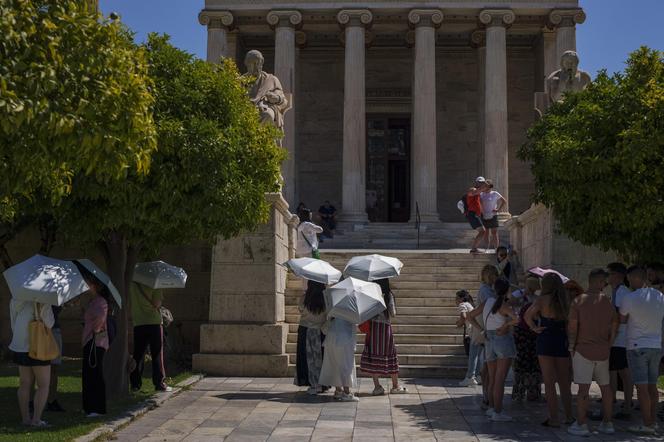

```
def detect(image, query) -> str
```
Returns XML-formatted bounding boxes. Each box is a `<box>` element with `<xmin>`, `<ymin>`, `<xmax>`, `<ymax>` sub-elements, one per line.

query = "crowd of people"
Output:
<box><xmin>456</xmin><ymin>258</ymin><xmax>664</xmax><ymax>435</ymax></box>
<box><xmin>8</xmin><ymin>264</ymin><xmax>171</xmax><ymax>427</ymax></box>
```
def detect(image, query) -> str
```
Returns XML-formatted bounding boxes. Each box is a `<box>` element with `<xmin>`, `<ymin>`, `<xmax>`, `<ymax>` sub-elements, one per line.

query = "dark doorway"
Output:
<box><xmin>366</xmin><ymin>116</ymin><xmax>411</xmax><ymax>222</ymax></box>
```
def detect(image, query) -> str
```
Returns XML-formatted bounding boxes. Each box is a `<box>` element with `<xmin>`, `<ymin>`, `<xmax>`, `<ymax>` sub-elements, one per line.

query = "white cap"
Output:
<box><xmin>475</xmin><ymin>176</ymin><xmax>486</xmax><ymax>183</ymax></box>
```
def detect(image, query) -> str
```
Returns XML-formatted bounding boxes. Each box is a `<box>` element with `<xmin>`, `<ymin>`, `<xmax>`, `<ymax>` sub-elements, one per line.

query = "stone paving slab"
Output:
<box><xmin>110</xmin><ymin>377</ymin><xmax>663</xmax><ymax>442</ymax></box>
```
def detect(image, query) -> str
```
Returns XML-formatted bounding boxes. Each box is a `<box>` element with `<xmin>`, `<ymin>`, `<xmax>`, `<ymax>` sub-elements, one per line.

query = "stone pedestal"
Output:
<box><xmin>409</xmin><ymin>9</ymin><xmax>442</xmax><ymax>223</ymax></box>
<box><xmin>198</xmin><ymin>11</ymin><xmax>235</xmax><ymax>63</ymax></box>
<box><xmin>192</xmin><ymin>193</ymin><xmax>296</xmax><ymax>376</ymax></box>
<box><xmin>480</xmin><ymin>9</ymin><xmax>514</xmax><ymax>214</ymax></box>
<box><xmin>338</xmin><ymin>9</ymin><xmax>372</xmax><ymax>223</ymax></box>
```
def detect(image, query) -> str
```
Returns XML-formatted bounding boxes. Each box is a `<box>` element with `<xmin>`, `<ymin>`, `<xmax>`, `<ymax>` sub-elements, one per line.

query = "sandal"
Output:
<box><xmin>31</xmin><ymin>420</ymin><xmax>50</xmax><ymax>428</ymax></box>
<box><xmin>390</xmin><ymin>386</ymin><xmax>408</xmax><ymax>394</ymax></box>
<box><xmin>541</xmin><ymin>419</ymin><xmax>560</xmax><ymax>428</ymax></box>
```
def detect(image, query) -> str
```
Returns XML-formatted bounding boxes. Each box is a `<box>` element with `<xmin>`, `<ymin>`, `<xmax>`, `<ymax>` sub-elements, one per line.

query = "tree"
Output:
<box><xmin>59</xmin><ymin>34</ymin><xmax>285</xmax><ymax>397</ymax></box>
<box><xmin>519</xmin><ymin>47</ymin><xmax>664</xmax><ymax>263</ymax></box>
<box><xmin>0</xmin><ymin>0</ymin><xmax>156</xmax><ymax>264</ymax></box>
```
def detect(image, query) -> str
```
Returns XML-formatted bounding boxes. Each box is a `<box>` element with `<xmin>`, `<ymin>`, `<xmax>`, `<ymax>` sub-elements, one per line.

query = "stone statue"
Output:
<box><xmin>546</xmin><ymin>50</ymin><xmax>591</xmax><ymax>104</ymax></box>
<box><xmin>243</xmin><ymin>50</ymin><xmax>289</xmax><ymax>129</ymax></box>
<box><xmin>535</xmin><ymin>50</ymin><xmax>591</xmax><ymax>117</ymax></box>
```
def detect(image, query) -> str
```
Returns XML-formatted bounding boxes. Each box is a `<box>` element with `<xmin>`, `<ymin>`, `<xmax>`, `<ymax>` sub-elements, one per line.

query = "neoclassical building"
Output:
<box><xmin>199</xmin><ymin>1</ymin><xmax>585</xmax><ymax>223</ymax></box>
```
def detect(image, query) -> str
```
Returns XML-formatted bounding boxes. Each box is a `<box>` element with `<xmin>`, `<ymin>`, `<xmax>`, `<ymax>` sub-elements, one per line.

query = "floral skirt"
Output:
<box><xmin>512</xmin><ymin>325</ymin><xmax>542</xmax><ymax>401</ymax></box>
<box><xmin>294</xmin><ymin>326</ymin><xmax>324</xmax><ymax>387</ymax></box>
<box><xmin>360</xmin><ymin>321</ymin><xmax>399</xmax><ymax>375</ymax></box>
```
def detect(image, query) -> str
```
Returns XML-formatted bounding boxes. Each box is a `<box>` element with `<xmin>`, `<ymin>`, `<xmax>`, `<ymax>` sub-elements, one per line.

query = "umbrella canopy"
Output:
<box><xmin>285</xmin><ymin>257</ymin><xmax>342</xmax><ymax>285</ymax></box>
<box><xmin>324</xmin><ymin>277</ymin><xmax>386</xmax><ymax>324</ymax></box>
<box><xmin>343</xmin><ymin>254</ymin><xmax>404</xmax><ymax>281</ymax></box>
<box><xmin>74</xmin><ymin>259</ymin><xmax>122</xmax><ymax>308</ymax></box>
<box><xmin>528</xmin><ymin>266</ymin><xmax>570</xmax><ymax>284</ymax></box>
<box><xmin>3</xmin><ymin>254</ymin><xmax>90</xmax><ymax>306</ymax></box>
<box><xmin>133</xmin><ymin>261</ymin><xmax>187</xmax><ymax>289</ymax></box>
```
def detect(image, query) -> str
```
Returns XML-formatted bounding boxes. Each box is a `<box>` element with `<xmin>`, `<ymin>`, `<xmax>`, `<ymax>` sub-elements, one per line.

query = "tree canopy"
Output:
<box><xmin>0</xmin><ymin>0</ymin><xmax>156</xmax><ymax>223</ymax></box>
<box><xmin>519</xmin><ymin>47</ymin><xmax>664</xmax><ymax>263</ymax></box>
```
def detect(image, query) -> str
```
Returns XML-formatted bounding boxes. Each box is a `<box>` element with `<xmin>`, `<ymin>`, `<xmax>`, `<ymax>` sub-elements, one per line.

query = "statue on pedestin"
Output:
<box><xmin>243</xmin><ymin>49</ymin><xmax>290</xmax><ymax>130</ymax></box>
<box><xmin>535</xmin><ymin>50</ymin><xmax>591</xmax><ymax>116</ymax></box>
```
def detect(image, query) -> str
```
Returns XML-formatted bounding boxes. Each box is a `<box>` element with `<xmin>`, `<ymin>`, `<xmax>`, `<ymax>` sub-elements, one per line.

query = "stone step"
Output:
<box><xmin>285</xmin><ymin>305</ymin><xmax>461</xmax><ymax>316</ymax></box>
<box><xmin>285</xmin><ymin>295</ymin><xmax>460</xmax><ymax>307</ymax></box>
<box><xmin>285</xmin><ymin>289</ymin><xmax>470</xmax><ymax>299</ymax></box>
<box><xmin>286</xmin><ymin>352</ymin><xmax>467</xmax><ymax>367</ymax></box>
<box><xmin>286</xmin><ymin>323</ymin><xmax>460</xmax><ymax>334</ymax></box>
<box><xmin>284</xmin><ymin>342</ymin><xmax>465</xmax><ymax>355</ymax></box>
<box><xmin>285</xmin><ymin>314</ymin><xmax>459</xmax><ymax>326</ymax></box>
<box><xmin>287</xmin><ymin>332</ymin><xmax>464</xmax><ymax>345</ymax></box>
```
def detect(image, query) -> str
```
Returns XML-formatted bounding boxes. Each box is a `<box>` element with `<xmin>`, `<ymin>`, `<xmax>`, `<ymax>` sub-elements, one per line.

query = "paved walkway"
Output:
<box><xmin>111</xmin><ymin>377</ymin><xmax>661</xmax><ymax>442</ymax></box>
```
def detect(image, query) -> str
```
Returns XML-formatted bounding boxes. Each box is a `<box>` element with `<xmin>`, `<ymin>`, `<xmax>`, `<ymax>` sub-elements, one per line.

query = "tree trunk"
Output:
<box><xmin>102</xmin><ymin>232</ymin><xmax>130</xmax><ymax>400</ymax></box>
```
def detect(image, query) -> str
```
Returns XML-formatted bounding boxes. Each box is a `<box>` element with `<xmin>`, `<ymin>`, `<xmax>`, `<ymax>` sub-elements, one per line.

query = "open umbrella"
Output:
<box><xmin>73</xmin><ymin>259</ymin><xmax>122</xmax><ymax>307</ymax></box>
<box><xmin>3</xmin><ymin>254</ymin><xmax>90</xmax><ymax>306</ymax></box>
<box><xmin>343</xmin><ymin>254</ymin><xmax>404</xmax><ymax>281</ymax></box>
<box><xmin>133</xmin><ymin>261</ymin><xmax>187</xmax><ymax>289</ymax></box>
<box><xmin>324</xmin><ymin>277</ymin><xmax>386</xmax><ymax>324</ymax></box>
<box><xmin>285</xmin><ymin>257</ymin><xmax>342</xmax><ymax>285</ymax></box>
<box><xmin>528</xmin><ymin>266</ymin><xmax>570</xmax><ymax>284</ymax></box>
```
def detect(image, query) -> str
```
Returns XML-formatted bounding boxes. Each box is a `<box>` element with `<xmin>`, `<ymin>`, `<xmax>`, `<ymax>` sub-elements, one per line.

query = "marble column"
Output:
<box><xmin>471</xmin><ymin>30</ymin><xmax>486</xmax><ymax>178</ymax></box>
<box><xmin>479</xmin><ymin>9</ymin><xmax>514</xmax><ymax>214</ymax></box>
<box><xmin>267</xmin><ymin>10</ymin><xmax>302</xmax><ymax>207</ymax></box>
<box><xmin>408</xmin><ymin>9</ymin><xmax>443</xmax><ymax>222</ymax></box>
<box><xmin>337</xmin><ymin>9</ymin><xmax>372</xmax><ymax>223</ymax></box>
<box><xmin>541</xmin><ymin>28</ymin><xmax>557</xmax><ymax>80</ymax></box>
<box><xmin>549</xmin><ymin>9</ymin><xmax>586</xmax><ymax>63</ymax></box>
<box><xmin>198</xmin><ymin>11</ymin><xmax>235</xmax><ymax>63</ymax></box>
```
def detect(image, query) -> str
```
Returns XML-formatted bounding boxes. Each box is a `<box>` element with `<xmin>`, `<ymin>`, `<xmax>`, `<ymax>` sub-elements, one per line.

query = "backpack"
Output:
<box><xmin>457</xmin><ymin>194</ymin><xmax>468</xmax><ymax>214</ymax></box>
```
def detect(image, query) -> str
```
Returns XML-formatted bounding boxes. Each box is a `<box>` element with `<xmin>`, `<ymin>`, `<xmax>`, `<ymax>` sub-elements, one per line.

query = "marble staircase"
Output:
<box><xmin>285</xmin><ymin>250</ymin><xmax>494</xmax><ymax>378</ymax></box>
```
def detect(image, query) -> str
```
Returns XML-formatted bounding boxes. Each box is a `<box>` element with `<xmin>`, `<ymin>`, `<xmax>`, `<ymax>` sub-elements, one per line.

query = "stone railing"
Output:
<box><xmin>192</xmin><ymin>192</ymin><xmax>299</xmax><ymax>376</ymax></box>
<box><xmin>505</xmin><ymin>203</ymin><xmax>617</xmax><ymax>283</ymax></box>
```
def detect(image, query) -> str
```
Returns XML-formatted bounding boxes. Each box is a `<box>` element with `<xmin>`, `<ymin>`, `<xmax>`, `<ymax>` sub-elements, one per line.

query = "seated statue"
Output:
<box><xmin>243</xmin><ymin>50</ymin><xmax>289</xmax><ymax>129</ymax></box>
<box><xmin>546</xmin><ymin>50</ymin><xmax>591</xmax><ymax>104</ymax></box>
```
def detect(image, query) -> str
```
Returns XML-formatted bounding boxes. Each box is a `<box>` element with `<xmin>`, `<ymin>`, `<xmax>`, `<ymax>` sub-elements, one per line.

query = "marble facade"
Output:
<box><xmin>199</xmin><ymin>1</ymin><xmax>585</xmax><ymax>222</ymax></box>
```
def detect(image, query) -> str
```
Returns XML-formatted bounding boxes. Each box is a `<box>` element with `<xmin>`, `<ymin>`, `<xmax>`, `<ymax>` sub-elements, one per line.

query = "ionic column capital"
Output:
<box><xmin>408</xmin><ymin>9</ymin><xmax>443</xmax><ymax>28</ymax></box>
<box><xmin>479</xmin><ymin>9</ymin><xmax>515</xmax><ymax>28</ymax></box>
<box><xmin>548</xmin><ymin>9</ymin><xmax>586</xmax><ymax>28</ymax></box>
<box><xmin>470</xmin><ymin>30</ymin><xmax>486</xmax><ymax>48</ymax></box>
<box><xmin>267</xmin><ymin>10</ymin><xmax>302</xmax><ymax>29</ymax></box>
<box><xmin>337</xmin><ymin>9</ymin><xmax>373</xmax><ymax>28</ymax></box>
<box><xmin>198</xmin><ymin>10</ymin><xmax>234</xmax><ymax>29</ymax></box>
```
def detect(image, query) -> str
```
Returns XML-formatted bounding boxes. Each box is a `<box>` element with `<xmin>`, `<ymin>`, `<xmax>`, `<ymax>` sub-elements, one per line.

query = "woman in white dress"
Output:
<box><xmin>319</xmin><ymin>317</ymin><xmax>358</xmax><ymax>402</ymax></box>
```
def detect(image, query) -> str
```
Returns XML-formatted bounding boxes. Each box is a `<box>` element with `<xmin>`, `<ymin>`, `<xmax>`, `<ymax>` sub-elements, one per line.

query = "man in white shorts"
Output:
<box><xmin>567</xmin><ymin>269</ymin><xmax>619</xmax><ymax>436</ymax></box>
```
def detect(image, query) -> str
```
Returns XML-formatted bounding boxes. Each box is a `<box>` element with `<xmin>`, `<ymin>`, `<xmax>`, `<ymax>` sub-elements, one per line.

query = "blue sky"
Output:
<box><xmin>99</xmin><ymin>0</ymin><xmax>663</xmax><ymax>77</ymax></box>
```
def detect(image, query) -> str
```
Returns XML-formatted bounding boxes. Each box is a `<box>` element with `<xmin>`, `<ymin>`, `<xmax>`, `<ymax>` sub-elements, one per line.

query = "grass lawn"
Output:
<box><xmin>0</xmin><ymin>358</ymin><xmax>191</xmax><ymax>442</ymax></box>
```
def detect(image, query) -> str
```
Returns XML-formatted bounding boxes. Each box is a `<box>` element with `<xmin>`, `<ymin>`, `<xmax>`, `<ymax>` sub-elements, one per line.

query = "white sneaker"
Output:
<box><xmin>485</xmin><ymin>407</ymin><xmax>495</xmax><ymax>417</ymax></box>
<box><xmin>340</xmin><ymin>392</ymin><xmax>359</xmax><ymax>402</ymax></box>
<box><xmin>333</xmin><ymin>390</ymin><xmax>343</xmax><ymax>400</ymax></box>
<box><xmin>306</xmin><ymin>387</ymin><xmax>320</xmax><ymax>395</ymax></box>
<box><xmin>459</xmin><ymin>377</ymin><xmax>473</xmax><ymax>387</ymax></box>
<box><xmin>372</xmin><ymin>386</ymin><xmax>385</xmax><ymax>396</ymax></box>
<box><xmin>597</xmin><ymin>421</ymin><xmax>615</xmax><ymax>434</ymax></box>
<box><xmin>567</xmin><ymin>422</ymin><xmax>591</xmax><ymax>437</ymax></box>
<box><xmin>628</xmin><ymin>424</ymin><xmax>656</xmax><ymax>434</ymax></box>
<box><xmin>490</xmin><ymin>411</ymin><xmax>513</xmax><ymax>422</ymax></box>
<box><xmin>473</xmin><ymin>377</ymin><xmax>482</xmax><ymax>385</ymax></box>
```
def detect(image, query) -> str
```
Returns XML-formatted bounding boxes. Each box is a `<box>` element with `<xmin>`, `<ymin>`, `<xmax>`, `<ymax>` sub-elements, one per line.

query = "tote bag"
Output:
<box><xmin>28</xmin><ymin>303</ymin><xmax>60</xmax><ymax>361</ymax></box>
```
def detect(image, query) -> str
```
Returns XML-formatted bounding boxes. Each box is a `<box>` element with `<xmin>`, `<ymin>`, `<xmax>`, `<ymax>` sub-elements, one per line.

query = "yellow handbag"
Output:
<box><xmin>28</xmin><ymin>303</ymin><xmax>60</xmax><ymax>361</ymax></box>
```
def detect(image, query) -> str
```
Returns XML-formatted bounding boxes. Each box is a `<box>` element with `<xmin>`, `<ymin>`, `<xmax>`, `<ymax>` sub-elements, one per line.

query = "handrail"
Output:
<box><xmin>415</xmin><ymin>201</ymin><xmax>421</xmax><ymax>250</ymax></box>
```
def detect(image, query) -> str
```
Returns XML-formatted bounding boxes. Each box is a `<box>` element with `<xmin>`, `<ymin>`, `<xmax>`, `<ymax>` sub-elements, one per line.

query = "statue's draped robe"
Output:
<box><xmin>247</xmin><ymin>72</ymin><xmax>289</xmax><ymax>129</ymax></box>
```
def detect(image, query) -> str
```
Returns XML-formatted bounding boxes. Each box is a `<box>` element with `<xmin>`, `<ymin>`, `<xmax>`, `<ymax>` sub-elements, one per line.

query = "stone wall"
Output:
<box><xmin>192</xmin><ymin>193</ymin><xmax>297</xmax><ymax>376</ymax></box>
<box><xmin>0</xmin><ymin>229</ymin><xmax>211</xmax><ymax>362</ymax></box>
<box><xmin>506</xmin><ymin>204</ymin><xmax>618</xmax><ymax>284</ymax></box>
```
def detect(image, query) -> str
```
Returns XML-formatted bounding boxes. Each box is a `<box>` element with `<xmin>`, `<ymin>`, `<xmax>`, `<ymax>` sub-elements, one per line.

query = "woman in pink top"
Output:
<box><xmin>81</xmin><ymin>274</ymin><xmax>109</xmax><ymax>417</ymax></box>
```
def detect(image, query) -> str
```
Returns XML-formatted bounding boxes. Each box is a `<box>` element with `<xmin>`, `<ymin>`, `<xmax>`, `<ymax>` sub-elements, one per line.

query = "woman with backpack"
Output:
<box><xmin>296</xmin><ymin>208</ymin><xmax>323</xmax><ymax>258</ymax></box>
<box><xmin>81</xmin><ymin>275</ymin><xmax>110</xmax><ymax>417</ymax></box>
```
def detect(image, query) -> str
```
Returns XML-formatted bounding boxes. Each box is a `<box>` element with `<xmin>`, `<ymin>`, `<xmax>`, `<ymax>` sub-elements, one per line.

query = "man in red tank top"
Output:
<box><xmin>466</xmin><ymin>177</ymin><xmax>487</xmax><ymax>253</ymax></box>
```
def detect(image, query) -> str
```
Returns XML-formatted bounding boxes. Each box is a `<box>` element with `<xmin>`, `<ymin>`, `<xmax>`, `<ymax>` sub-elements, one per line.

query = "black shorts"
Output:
<box><xmin>609</xmin><ymin>346</ymin><xmax>628</xmax><ymax>371</ymax></box>
<box><xmin>466</xmin><ymin>212</ymin><xmax>483</xmax><ymax>230</ymax></box>
<box><xmin>482</xmin><ymin>216</ymin><xmax>499</xmax><ymax>229</ymax></box>
<box><xmin>12</xmin><ymin>351</ymin><xmax>51</xmax><ymax>367</ymax></box>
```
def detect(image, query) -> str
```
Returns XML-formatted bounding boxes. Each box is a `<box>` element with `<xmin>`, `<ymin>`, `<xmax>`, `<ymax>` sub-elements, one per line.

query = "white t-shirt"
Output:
<box><xmin>483</xmin><ymin>298</ymin><xmax>507</xmax><ymax>331</ymax></box>
<box><xmin>619</xmin><ymin>287</ymin><xmax>664</xmax><ymax>350</ymax></box>
<box><xmin>612</xmin><ymin>285</ymin><xmax>631</xmax><ymax>348</ymax></box>
<box><xmin>480</xmin><ymin>190</ymin><xmax>504</xmax><ymax>220</ymax></box>
<box><xmin>296</xmin><ymin>221</ymin><xmax>323</xmax><ymax>257</ymax></box>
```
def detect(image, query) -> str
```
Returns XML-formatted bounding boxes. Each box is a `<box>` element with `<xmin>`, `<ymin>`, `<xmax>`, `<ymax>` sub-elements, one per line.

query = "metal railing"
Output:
<box><xmin>415</xmin><ymin>201</ymin><xmax>421</xmax><ymax>249</ymax></box>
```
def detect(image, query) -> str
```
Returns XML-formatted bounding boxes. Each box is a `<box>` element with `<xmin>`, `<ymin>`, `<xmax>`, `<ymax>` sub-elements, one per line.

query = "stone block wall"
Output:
<box><xmin>507</xmin><ymin>204</ymin><xmax>618</xmax><ymax>284</ymax></box>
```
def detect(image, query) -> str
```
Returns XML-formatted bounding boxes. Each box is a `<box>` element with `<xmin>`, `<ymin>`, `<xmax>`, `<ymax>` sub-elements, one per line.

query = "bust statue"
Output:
<box><xmin>545</xmin><ymin>50</ymin><xmax>591</xmax><ymax>104</ymax></box>
<box><xmin>243</xmin><ymin>50</ymin><xmax>289</xmax><ymax>129</ymax></box>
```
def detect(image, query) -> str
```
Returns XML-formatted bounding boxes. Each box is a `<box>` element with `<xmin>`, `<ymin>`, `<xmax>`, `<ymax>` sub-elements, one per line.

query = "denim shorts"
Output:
<box><xmin>485</xmin><ymin>330</ymin><xmax>516</xmax><ymax>362</ymax></box>
<box><xmin>627</xmin><ymin>348</ymin><xmax>662</xmax><ymax>385</ymax></box>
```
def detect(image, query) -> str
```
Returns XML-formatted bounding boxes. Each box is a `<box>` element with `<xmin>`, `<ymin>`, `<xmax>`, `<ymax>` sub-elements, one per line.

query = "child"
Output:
<box><xmin>457</xmin><ymin>290</ymin><xmax>484</xmax><ymax>386</ymax></box>
<box><xmin>294</xmin><ymin>281</ymin><xmax>328</xmax><ymax>394</ymax></box>
<box><xmin>319</xmin><ymin>316</ymin><xmax>358</xmax><ymax>402</ymax></box>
